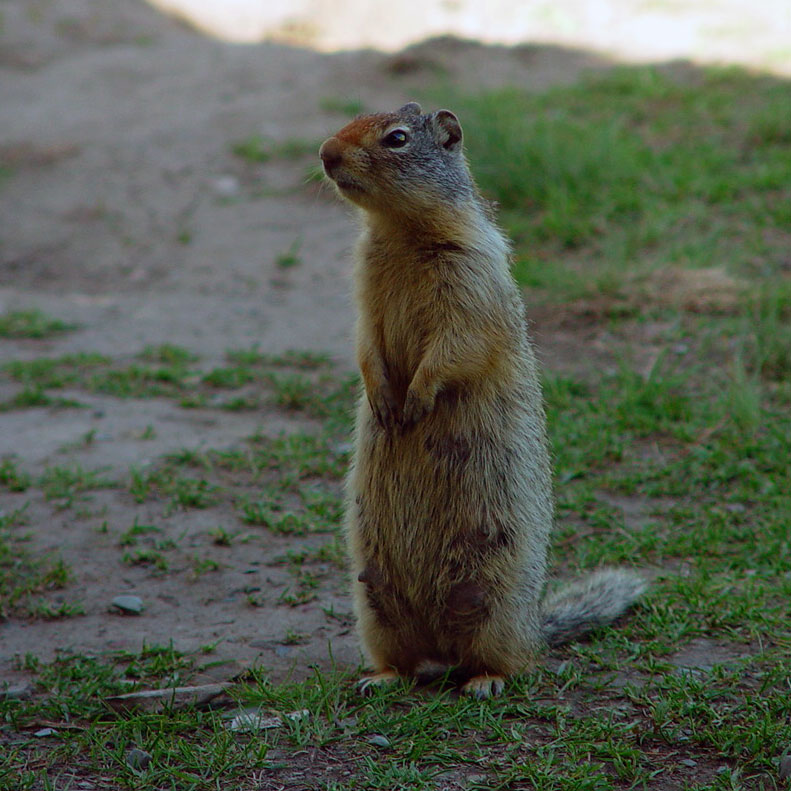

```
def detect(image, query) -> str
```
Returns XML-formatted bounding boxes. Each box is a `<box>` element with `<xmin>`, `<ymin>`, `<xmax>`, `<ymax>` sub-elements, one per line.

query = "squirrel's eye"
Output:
<box><xmin>382</xmin><ymin>129</ymin><xmax>409</xmax><ymax>148</ymax></box>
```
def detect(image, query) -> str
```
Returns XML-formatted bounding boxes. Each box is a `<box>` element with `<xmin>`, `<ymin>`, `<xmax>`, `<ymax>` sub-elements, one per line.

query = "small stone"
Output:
<box><xmin>211</xmin><ymin>176</ymin><xmax>240</xmax><ymax>197</ymax></box>
<box><xmin>779</xmin><ymin>753</ymin><xmax>791</xmax><ymax>779</ymax></box>
<box><xmin>111</xmin><ymin>595</ymin><xmax>143</xmax><ymax>615</ymax></box>
<box><xmin>680</xmin><ymin>759</ymin><xmax>697</xmax><ymax>767</ymax></box>
<box><xmin>34</xmin><ymin>727</ymin><xmax>56</xmax><ymax>737</ymax></box>
<box><xmin>0</xmin><ymin>682</ymin><xmax>33</xmax><ymax>701</ymax></box>
<box><xmin>126</xmin><ymin>748</ymin><xmax>152</xmax><ymax>770</ymax></box>
<box><xmin>368</xmin><ymin>734</ymin><xmax>390</xmax><ymax>748</ymax></box>
<box><xmin>226</xmin><ymin>707</ymin><xmax>309</xmax><ymax>732</ymax></box>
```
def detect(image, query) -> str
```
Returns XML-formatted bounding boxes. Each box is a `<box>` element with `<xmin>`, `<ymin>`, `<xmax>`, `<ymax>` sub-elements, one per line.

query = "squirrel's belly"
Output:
<box><xmin>348</xmin><ymin>389</ymin><xmax>552</xmax><ymax>650</ymax></box>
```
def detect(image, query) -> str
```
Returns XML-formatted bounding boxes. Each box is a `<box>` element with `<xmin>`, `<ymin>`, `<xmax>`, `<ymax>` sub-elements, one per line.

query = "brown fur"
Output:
<box><xmin>319</xmin><ymin>103</ymin><xmax>644</xmax><ymax>697</ymax></box>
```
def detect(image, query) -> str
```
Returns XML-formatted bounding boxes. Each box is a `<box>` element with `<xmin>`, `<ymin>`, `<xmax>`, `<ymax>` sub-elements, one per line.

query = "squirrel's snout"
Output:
<box><xmin>319</xmin><ymin>138</ymin><xmax>343</xmax><ymax>176</ymax></box>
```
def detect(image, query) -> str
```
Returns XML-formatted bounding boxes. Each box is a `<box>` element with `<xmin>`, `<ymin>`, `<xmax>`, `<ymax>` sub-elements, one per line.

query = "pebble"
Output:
<box><xmin>779</xmin><ymin>752</ymin><xmax>791</xmax><ymax>779</ymax></box>
<box><xmin>126</xmin><ymin>748</ymin><xmax>152</xmax><ymax>770</ymax></box>
<box><xmin>680</xmin><ymin>759</ymin><xmax>698</xmax><ymax>767</ymax></box>
<box><xmin>368</xmin><ymin>734</ymin><xmax>390</xmax><ymax>748</ymax></box>
<box><xmin>34</xmin><ymin>728</ymin><xmax>57</xmax><ymax>737</ymax></box>
<box><xmin>111</xmin><ymin>595</ymin><xmax>143</xmax><ymax>615</ymax></box>
<box><xmin>226</xmin><ymin>708</ymin><xmax>309</xmax><ymax>732</ymax></box>
<box><xmin>211</xmin><ymin>175</ymin><xmax>240</xmax><ymax>197</ymax></box>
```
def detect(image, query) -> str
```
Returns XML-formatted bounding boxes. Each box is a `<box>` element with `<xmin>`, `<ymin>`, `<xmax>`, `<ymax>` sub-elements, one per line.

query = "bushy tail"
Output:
<box><xmin>540</xmin><ymin>568</ymin><xmax>646</xmax><ymax>647</ymax></box>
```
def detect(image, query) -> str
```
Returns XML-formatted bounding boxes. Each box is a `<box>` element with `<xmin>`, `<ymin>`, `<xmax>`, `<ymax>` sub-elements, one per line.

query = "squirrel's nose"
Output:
<box><xmin>319</xmin><ymin>138</ymin><xmax>343</xmax><ymax>175</ymax></box>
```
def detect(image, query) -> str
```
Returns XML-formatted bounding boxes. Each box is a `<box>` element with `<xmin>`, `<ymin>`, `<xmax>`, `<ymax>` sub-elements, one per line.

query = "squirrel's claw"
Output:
<box><xmin>400</xmin><ymin>387</ymin><xmax>434</xmax><ymax>430</ymax></box>
<box><xmin>461</xmin><ymin>674</ymin><xmax>505</xmax><ymax>699</ymax></box>
<box><xmin>358</xmin><ymin>670</ymin><xmax>400</xmax><ymax>695</ymax></box>
<box><xmin>368</xmin><ymin>383</ymin><xmax>400</xmax><ymax>432</ymax></box>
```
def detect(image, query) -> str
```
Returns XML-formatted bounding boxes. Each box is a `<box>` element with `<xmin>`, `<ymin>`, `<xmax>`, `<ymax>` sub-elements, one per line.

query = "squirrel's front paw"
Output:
<box><xmin>400</xmin><ymin>386</ymin><xmax>435</xmax><ymax>430</ymax></box>
<box><xmin>368</xmin><ymin>382</ymin><xmax>400</xmax><ymax>432</ymax></box>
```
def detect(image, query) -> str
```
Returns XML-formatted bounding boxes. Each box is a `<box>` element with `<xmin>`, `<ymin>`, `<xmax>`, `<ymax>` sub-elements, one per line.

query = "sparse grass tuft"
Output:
<box><xmin>232</xmin><ymin>136</ymin><xmax>321</xmax><ymax>163</ymax></box>
<box><xmin>320</xmin><ymin>97</ymin><xmax>365</xmax><ymax>117</ymax></box>
<box><xmin>0</xmin><ymin>506</ymin><xmax>78</xmax><ymax>620</ymax></box>
<box><xmin>275</xmin><ymin>239</ymin><xmax>302</xmax><ymax>269</ymax></box>
<box><xmin>38</xmin><ymin>464</ymin><xmax>117</xmax><ymax>508</ymax></box>
<box><xmin>138</xmin><ymin>344</ymin><xmax>199</xmax><ymax>366</ymax></box>
<box><xmin>0</xmin><ymin>309</ymin><xmax>76</xmax><ymax>338</ymax></box>
<box><xmin>0</xmin><ymin>457</ymin><xmax>32</xmax><ymax>492</ymax></box>
<box><xmin>231</xmin><ymin>134</ymin><xmax>270</xmax><ymax>163</ymax></box>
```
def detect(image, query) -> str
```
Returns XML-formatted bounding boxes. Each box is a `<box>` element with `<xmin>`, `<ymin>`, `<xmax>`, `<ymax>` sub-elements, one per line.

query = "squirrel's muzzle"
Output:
<box><xmin>319</xmin><ymin>137</ymin><xmax>343</xmax><ymax>177</ymax></box>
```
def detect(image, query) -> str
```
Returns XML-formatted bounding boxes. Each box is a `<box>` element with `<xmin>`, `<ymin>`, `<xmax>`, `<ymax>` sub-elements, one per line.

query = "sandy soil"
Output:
<box><xmin>0</xmin><ymin>0</ymin><xmax>781</xmax><ymax>686</ymax></box>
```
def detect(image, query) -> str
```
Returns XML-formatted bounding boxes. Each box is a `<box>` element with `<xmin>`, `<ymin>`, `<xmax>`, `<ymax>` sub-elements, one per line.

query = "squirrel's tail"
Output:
<box><xmin>540</xmin><ymin>568</ymin><xmax>646</xmax><ymax>647</ymax></box>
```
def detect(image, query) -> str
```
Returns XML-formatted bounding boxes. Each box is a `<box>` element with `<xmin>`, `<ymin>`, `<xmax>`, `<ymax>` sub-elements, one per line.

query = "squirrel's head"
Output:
<box><xmin>319</xmin><ymin>103</ymin><xmax>474</xmax><ymax>219</ymax></box>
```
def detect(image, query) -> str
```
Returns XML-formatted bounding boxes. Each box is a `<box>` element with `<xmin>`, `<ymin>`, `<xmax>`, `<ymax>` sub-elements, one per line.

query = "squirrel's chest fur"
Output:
<box><xmin>346</xmin><ymin>228</ymin><xmax>553</xmax><ymax>653</ymax></box>
<box><xmin>356</xmin><ymin>234</ymin><xmax>448</xmax><ymax>397</ymax></box>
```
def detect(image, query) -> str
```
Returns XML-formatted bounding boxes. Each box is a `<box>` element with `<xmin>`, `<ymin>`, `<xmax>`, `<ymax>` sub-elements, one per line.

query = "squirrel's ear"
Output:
<box><xmin>430</xmin><ymin>110</ymin><xmax>463</xmax><ymax>152</ymax></box>
<box><xmin>398</xmin><ymin>102</ymin><xmax>422</xmax><ymax>116</ymax></box>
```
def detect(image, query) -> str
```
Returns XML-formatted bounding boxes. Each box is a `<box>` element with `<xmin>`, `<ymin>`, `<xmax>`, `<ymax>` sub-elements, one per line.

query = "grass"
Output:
<box><xmin>2</xmin><ymin>643</ymin><xmax>788</xmax><ymax>789</ymax></box>
<box><xmin>0</xmin><ymin>458</ymin><xmax>31</xmax><ymax>492</ymax></box>
<box><xmin>0</xmin><ymin>309</ymin><xmax>76</xmax><ymax>339</ymax></box>
<box><xmin>2</xmin><ymin>64</ymin><xmax>791</xmax><ymax>789</ymax></box>
<box><xmin>0</xmin><ymin>345</ymin><xmax>349</xmax><ymax>418</ymax></box>
<box><xmin>319</xmin><ymin>97</ymin><xmax>366</xmax><ymax>117</ymax></box>
<box><xmin>275</xmin><ymin>239</ymin><xmax>302</xmax><ymax>269</ymax></box>
<box><xmin>232</xmin><ymin>136</ymin><xmax>321</xmax><ymax>164</ymax></box>
<box><xmin>38</xmin><ymin>464</ymin><xmax>117</xmax><ymax>508</ymax></box>
<box><xmin>0</xmin><ymin>504</ymin><xmax>78</xmax><ymax>620</ymax></box>
<box><xmin>443</xmin><ymin>65</ymin><xmax>791</xmax><ymax>302</ymax></box>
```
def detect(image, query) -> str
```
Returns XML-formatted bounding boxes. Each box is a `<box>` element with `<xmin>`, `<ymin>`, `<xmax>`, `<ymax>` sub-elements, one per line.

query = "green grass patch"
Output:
<box><xmin>137</xmin><ymin>344</ymin><xmax>199</xmax><ymax>366</ymax></box>
<box><xmin>3</xmin><ymin>645</ymin><xmax>787</xmax><ymax>789</ymax></box>
<box><xmin>0</xmin><ymin>505</ymin><xmax>79</xmax><ymax>620</ymax></box>
<box><xmin>231</xmin><ymin>136</ymin><xmax>320</xmax><ymax>165</ymax></box>
<box><xmin>0</xmin><ymin>457</ymin><xmax>32</xmax><ymax>492</ymax></box>
<box><xmin>0</xmin><ymin>347</ymin><xmax>350</xmax><ymax>421</ymax></box>
<box><xmin>320</xmin><ymin>96</ymin><xmax>365</xmax><ymax>117</ymax></box>
<box><xmin>0</xmin><ymin>309</ymin><xmax>77</xmax><ymax>339</ymax></box>
<box><xmin>38</xmin><ymin>464</ymin><xmax>118</xmax><ymax>508</ymax></box>
<box><xmin>445</xmin><ymin>66</ymin><xmax>791</xmax><ymax>301</ymax></box>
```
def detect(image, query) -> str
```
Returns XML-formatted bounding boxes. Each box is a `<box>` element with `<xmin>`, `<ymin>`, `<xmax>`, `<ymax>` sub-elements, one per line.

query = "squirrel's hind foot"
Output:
<box><xmin>461</xmin><ymin>674</ymin><xmax>505</xmax><ymax>699</ymax></box>
<box><xmin>358</xmin><ymin>670</ymin><xmax>402</xmax><ymax>695</ymax></box>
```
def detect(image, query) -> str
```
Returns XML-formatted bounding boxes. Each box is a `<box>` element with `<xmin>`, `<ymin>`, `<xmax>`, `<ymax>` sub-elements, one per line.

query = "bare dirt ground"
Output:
<box><xmin>0</xmin><ymin>0</ymin><xmax>780</xmax><ymax>688</ymax></box>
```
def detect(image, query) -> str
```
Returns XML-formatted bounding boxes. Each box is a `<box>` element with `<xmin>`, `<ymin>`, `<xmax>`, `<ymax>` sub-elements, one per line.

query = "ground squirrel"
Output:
<box><xmin>319</xmin><ymin>102</ymin><xmax>645</xmax><ymax>698</ymax></box>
